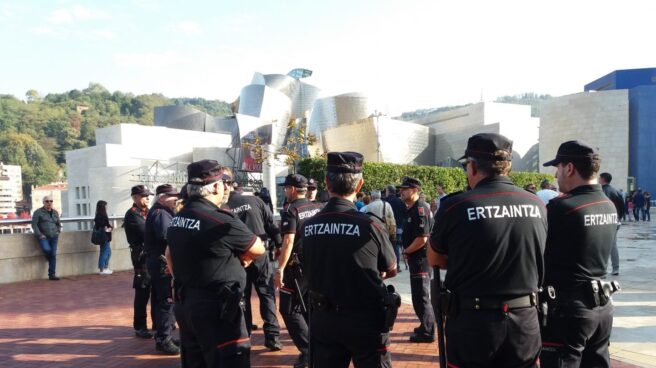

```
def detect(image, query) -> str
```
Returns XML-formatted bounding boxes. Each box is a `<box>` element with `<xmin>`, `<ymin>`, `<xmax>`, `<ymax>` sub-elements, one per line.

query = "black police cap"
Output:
<box><xmin>187</xmin><ymin>159</ymin><xmax>224</xmax><ymax>184</ymax></box>
<box><xmin>156</xmin><ymin>184</ymin><xmax>180</xmax><ymax>196</ymax></box>
<box><xmin>459</xmin><ymin>133</ymin><xmax>513</xmax><ymax>161</ymax></box>
<box><xmin>131</xmin><ymin>185</ymin><xmax>153</xmax><ymax>197</ymax></box>
<box><xmin>307</xmin><ymin>178</ymin><xmax>318</xmax><ymax>189</ymax></box>
<box><xmin>326</xmin><ymin>151</ymin><xmax>364</xmax><ymax>173</ymax></box>
<box><xmin>278</xmin><ymin>174</ymin><xmax>308</xmax><ymax>188</ymax></box>
<box><xmin>543</xmin><ymin>140</ymin><xmax>598</xmax><ymax>167</ymax></box>
<box><xmin>396</xmin><ymin>176</ymin><xmax>422</xmax><ymax>189</ymax></box>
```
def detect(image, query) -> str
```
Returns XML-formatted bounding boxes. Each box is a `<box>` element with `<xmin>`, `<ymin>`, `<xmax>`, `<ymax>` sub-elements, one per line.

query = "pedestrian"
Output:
<box><xmin>645</xmin><ymin>191</ymin><xmax>652</xmax><ymax>221</ymax></box>
<box><xmin>398</xmin><ymin>176</ymin><xmax>436</xmax><ymax>343</ymax></box>
<box><xmin>524</xmin><ymin>183</ymin><xmax>537</xmax><ymax>193</ymax></box>
<box><xmin>428</xmin><ymin>132</ymin><xmax>547</xmax><ymax>367</ymax></box>
<box><xmin>259</xmin><ymin>187</ymin><xmax>274</xmax><ymax>213</ymax></box>
<box><xmin>355</xmin><ymin>192</ymin><xmax>365</xmax><ymax>210</ymax></box>
<box><xmin>274</xmin><ymin>173</ymin><xmax>324</xmax><ymax>368</ymax></box>
<box><xmin>383</xmin><ymin>185</ymin><xmax>406</xmax><ymax>272</ymax></box>
<box><xmin>144</xmin><ymin>184</ymin><xmax>180</xmax><ymax>355</ymax></box>
<box><xmin>31</xmin><ymin>195</ymin><xmax>62</xmax><ymax>280</ymax></box>
<box><xmin>93</xmin><ymin>200</ymin><xmax>113</xmax><ymax>275</ymax></box>
<box><xmin>227</xmin><ymin>176</ymin><xmax>284</xmax><ymax>351</ymax></box>
<box><xmin>303</xmin><ymin>151</ymin><xmax>399</xmax><ymax>368</ymax></box>
<box><xmin>123</xmin><ymin>185</ymin><xmax>155</xmax><ymax>339</ymax></box>
<box><xmin>168</xmin><ymin>159</ymin><xmax>266</xmax><ymax>368</ymax></box>
<box><xmin>599</xmin><ymin>172</ymin><xmax>625</xmax><ymax>276</ymax></box>
<box><xmin>536</xmin><ymin>179</ymin><xmax>559</xmax><ymax>204</ymax></box>
<box><xmin>634</xmin><ymin>188</ymin><xmax>645</xmax><ymax>221</ymax></box>
<box><xmin>363</xmin><ymin>190</ymin><xmax>396</xmax><ymax>241</ymax></box>
<box><xmin>540</xmin><ymin>141</ymin><xmax>619</xmax><ymax>367</ymax></box>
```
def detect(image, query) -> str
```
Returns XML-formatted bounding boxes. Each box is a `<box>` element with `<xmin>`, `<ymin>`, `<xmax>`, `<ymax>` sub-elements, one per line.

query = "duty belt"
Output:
<box><xmin>460</xmin><ymin>293</ymin><xmax>537</xmax><ymax>312</ymax></box>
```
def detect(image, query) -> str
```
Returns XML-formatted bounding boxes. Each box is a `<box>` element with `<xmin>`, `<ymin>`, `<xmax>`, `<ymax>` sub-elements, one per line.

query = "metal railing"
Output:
<box><xmin>0</xmin><ymin>216</ymin><xmax>125</xmax><ymax>235</ymax></box>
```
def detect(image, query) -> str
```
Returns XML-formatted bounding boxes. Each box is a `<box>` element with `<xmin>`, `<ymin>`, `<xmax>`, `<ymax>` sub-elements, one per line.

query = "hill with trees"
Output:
<box><xmin>0</xmin><ymin>83</ymin><xmax>231</xmax><ymax>186</ymax></box>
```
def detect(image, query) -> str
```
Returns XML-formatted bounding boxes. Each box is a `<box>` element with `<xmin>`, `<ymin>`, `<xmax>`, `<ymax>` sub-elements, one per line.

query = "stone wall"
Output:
<box><xmin>0</xmin><ymin>229</ymin><xmax>132</xmax><ymax>284</ymax></box>
<box><xmin>539</xmin><ymin>90</ymin><xmax>630</xmax><ymax>191</ymax></box>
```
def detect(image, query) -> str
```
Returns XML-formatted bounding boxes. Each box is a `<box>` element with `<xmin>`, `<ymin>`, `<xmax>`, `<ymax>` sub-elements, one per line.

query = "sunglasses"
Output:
<box><xmin>44</xmin><ymin>200</ymin><xmax>53</xmax><ymax>203</ymax></box>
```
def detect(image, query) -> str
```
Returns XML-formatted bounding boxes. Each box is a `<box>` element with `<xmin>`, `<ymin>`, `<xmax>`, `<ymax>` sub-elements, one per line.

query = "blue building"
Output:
<box><xmin>585</xmin><ymin>68</ymin><xmax>656</xmax><ymax>191</ymax></box>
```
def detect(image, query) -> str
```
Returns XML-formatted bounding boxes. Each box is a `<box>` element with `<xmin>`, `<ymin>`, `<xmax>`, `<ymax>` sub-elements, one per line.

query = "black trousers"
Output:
<box><xmin>446</xmin><ymin>307</ymin><xmax>541</xmax><ymax>367</ymax></box>
<box><xmin>147</xmin><ymin>257</ymin><xmax>175</xmax><ymax>344</ymax></box>
<box><xmin>244</xmin><ymin>256</ymin><xmax>280</xmax><ymax>340</ymax></box>
<box><xmin>133</xmin><ymin>270</ymin><xmax>155</xmax><ymax>331</ymax></box>
<box><xmin>310</xmin><ymin>308</ymin><xmax>391</xmax><ymax>368</ymax></box>
<box><xmin>175</xmin><ymin>289</ymin><xmax>250</xmax><ymax>368</ymax></box>
<box><xmin>540</xmin><ymin>299</ymin><xmax>614</xmax><ymax>368</ymax></box>
<box><xmin>408</xmin><ymin>253</ymin><xmax>435</xmax><ymax>336</ymax></box>
<box><xmin>279</xmin><ymin>290</ymin><xmax>309</xmax><ymax>356</ymax></box>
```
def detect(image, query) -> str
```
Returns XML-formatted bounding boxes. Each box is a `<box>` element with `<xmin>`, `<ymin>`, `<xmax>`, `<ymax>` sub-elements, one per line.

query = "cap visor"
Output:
<box><xmin>542</xmin><ymin>158</ymin><xmax>560</xmax><ymax>167</ymax></box>
<box><xmin>457</xmin><ymin>154</ymin><xmax>467</xmax><ymax>160</ymax></box>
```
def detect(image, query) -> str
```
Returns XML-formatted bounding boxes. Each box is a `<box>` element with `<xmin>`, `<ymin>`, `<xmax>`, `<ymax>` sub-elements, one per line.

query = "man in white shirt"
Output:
<box><xmin>536</xmin><ymin>179</ymin><xmax>559</xmax><ymax>204</ymax></box>
<box><xmin>362</xmin><ymin>190</ymin><xmax>396</xmax><ymax>238</ymax></box>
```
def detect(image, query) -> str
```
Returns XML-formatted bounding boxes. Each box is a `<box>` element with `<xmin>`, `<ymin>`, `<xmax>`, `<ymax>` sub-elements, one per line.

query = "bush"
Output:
<box><xmin>298</xmin><ymin>158</ymin><xmax>554</xmax><ymax>200</ymax></box>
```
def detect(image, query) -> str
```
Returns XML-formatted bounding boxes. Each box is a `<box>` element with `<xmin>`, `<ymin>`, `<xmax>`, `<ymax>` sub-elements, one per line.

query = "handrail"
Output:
<box><xmin>0</xmin><ymin>215</ymin><xmax>125</xmax><ymax>225</ymax></box>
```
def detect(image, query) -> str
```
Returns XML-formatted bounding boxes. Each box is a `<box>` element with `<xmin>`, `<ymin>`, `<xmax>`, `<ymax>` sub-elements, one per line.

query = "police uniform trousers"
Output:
<box><xmin>279</xmin><ymin>265</ymin><xmax>309</xmax><ymax>356</ymax></box>
<box><xmin>146</xmin><ymin>257</ymin><xmax>176</xmax><ymax>344</ymax></box>
<box><xmin>310</xmin><ymin>308</ymin><xmax>391</xmax><ymax>368</ymax></box>
<box><xmin>446</xmin><ymin>306</ymin><xmax>541</xmax><ymax>367</ymax></box>
<box><xmin>175</xmin><ymin>288</ymin><xmax>251</xmax><ymax>368</ymax></box>
<box><xmin>133</xmin><ymin>269</ymin><xmax>155</xmax><ymax>331</ymax></box>
<box><xmin>407</xmin><ymin>252</ymin><xmax>435</xmax><ymax>337</ymax></box>
<box><xmin>540</xmin><ymin>299</ymin><xmax>614</xmax><ymax>368</ymax></box>
<box><xmin>244</xmin><ymin>254</ymin><xmax>281</xmax><ymax>340</ymax></box>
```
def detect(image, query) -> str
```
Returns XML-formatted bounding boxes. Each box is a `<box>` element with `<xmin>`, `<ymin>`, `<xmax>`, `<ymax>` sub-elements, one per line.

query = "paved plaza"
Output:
<box><xmin>0</xmin><ymin>219</ymin><xmax>653</xmax><ymax>367</ymax></box>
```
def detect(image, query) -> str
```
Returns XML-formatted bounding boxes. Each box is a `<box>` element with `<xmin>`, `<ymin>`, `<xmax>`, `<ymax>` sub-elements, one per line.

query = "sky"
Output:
<box><xmin>1</xmin><ymin>0</ymin><xmax>655</xmax><ymax>115</ymax></box>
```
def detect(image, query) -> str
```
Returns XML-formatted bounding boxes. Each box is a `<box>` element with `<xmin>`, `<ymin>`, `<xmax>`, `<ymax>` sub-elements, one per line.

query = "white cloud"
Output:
<box><xmin>92</xmin><ymin>30</ymin><xmax>117</xmax><ymax>40</ymax></box>
<box><xmin>113</xmin><ymin>51</ymin><xmax>192</xmax><ymax>68</ymax></box>
<box><xmin>46</xmin><ymin>5</ymin><xmax>110</xmax><ymax>24</ymax></box>
<box><xmin>29</xmin><ymin>26</ymin><xmax>53</xmax><ymax>35</ymax></box>
<box><xmin>173</xmin><ymin>21</ymin><xmax>202</xmax><ymax>36</ymax></box>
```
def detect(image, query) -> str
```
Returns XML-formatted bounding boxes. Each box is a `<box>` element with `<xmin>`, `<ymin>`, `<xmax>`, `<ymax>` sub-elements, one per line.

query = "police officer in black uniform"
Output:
<box><xmin>428</xmin><ymin>133</ymin><xmax>547</xmax><ymax>367</ymax></box>
<box><xmin>274</xmin><ymin>174</ymin><xmax>324</xmax><ymax>368</ymax></box>
<box><xmin>306</xmin><ymin>178</ymin><xmax>319</xmax><ymax>202</ymax></box>
<box><xmin>227</xmin><ymin>180</ymin><xmax>284</xmax><ymax>351</ymax></box>
<box><xmin>123</xmin><ymin>185</ymin><xmax>155</xmax><ymax>339</ymax></box>
<box><xmin>303</xmin><ymin>151</ymin><xmax>398</xmax><ymax>368</ymax></box>
<box><xmin>144</xmin><ymin>183</ymin><xmax>180</xmax><ymax>355</ymax></box>
<box><xmin>540</xmin><ymin>141</ymin><xmax>619</xmax><ymax>368</ymax></box>
<box><xmin>168</xmin><ymin>159</ymin><xmax>266</xmax><ymax>368</ymax></box>
<box><xmin>398</xmin><ymin>176</ymin><xmax>436</xmax><ymax>343</ymax></box>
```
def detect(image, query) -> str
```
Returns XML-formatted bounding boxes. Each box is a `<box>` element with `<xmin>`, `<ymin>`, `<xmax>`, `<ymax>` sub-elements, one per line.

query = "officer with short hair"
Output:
<box><xmin>540</xmin><ymin>141</ymin><xmax>619</xmax><ymax>368</ymax></box>
<box><xmin>398</xmin><ymin>177</ymin><xmax>436</xmax><ymax>343</ymax></box>
<box><xmin>274</xmin><ymin>174</ymin><xmax>323</xmax><ymax>368</ymax></box>
<box><xmin>428</xmin><ymin>133</ymin><xmax>547</xmax><ymax>367</ymax></box>
<box><xmin>145</xmin><ymin>183</ymin><xmax>180</xmax><ymax>355</ymax></box>
<box><xmin>123</xmin><ymin>185</ymin><xmax>155</xmax><ymax>339</ymax></box>
<box><xmin>168</xmin><ymin>159</ymin><xmax>266</xmax><ymax>368</ymax></box>
<box><xmin>303</xmin><ymin>151</ymin><xmax>398</xmax><ymax>368</ymax></box>
<box><xmin>227</xmin><ymin>178</ymin><xmax>284</xmax><ymax>351</ymax></box>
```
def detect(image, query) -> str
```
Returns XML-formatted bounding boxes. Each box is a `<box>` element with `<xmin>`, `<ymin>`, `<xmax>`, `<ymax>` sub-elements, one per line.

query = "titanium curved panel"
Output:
<box><xmin>321</xmin><ymin>117</ymin><xmax>431</xmax><ymax>165</ymax></box>
<box><xmin>154</xmin><ymin>105</ymin><xmax>209</xmax><ymax>131</ymax></box>
<box><xmin>308</xmin><ymin>93</ymin><xmax>370</xmax><ymax>147</ymax></box>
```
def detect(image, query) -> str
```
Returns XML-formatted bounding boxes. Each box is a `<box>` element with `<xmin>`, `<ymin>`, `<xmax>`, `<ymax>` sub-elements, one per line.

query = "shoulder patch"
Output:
<box><xmin>418</xmin><ymin>206</ymin><xmax>425</xmax><ymax>216</ymax></box>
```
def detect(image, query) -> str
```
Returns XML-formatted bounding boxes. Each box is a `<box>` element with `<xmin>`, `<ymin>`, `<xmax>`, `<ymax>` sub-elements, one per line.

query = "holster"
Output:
<box><xmin>442</xmin><ymin>289</ymin><xmax>458</xmax><ymax>318</ymax></box>
<box><xmin>538</xmin><ymin>286</ymin><xmax>556</xmax><ymax>327</ymax></box>
<box><xmin>133</xmin><ymin>270</ymin><xmax>151</xmax><ymax>289</ymax></box>
<box><xmin>218</xmin><ymin>284</ymin><xmax>246</xmax><ymax>321</ymax></box>
<box><xmin>383</xmin><ymin>285</ymin><xmax>401</xmax><ymax>331</ymax></box>
<box><xmin>585</xmin><ymin>280</ymin><xmax>620</xmax><ymax>307</ymax></box>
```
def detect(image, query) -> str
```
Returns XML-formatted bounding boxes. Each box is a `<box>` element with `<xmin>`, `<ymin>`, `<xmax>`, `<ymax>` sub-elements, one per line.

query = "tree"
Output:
<box><xmin>25</xmin><ymin>89</ymin><xmax>42</xmax><ymax>103</ymax></box>
<box><xmin>0</xmin><ymin>133</ymin><xmax>58</xmax><ymax>185</ymax></box>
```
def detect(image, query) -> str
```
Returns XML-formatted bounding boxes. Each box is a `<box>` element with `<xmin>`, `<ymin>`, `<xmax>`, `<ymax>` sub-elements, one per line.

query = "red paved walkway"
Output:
<box><xmin>0</xmin><ymin>272</ymin><xmax>640</xmax><ymax>367</ymax></box>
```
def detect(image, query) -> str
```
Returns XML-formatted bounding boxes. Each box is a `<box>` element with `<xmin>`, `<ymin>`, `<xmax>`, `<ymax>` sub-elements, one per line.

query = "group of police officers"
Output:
<box><xmin>121</xmin><ymin>132</ymin><xmax>619</xmax><ymax>368</ymax></box>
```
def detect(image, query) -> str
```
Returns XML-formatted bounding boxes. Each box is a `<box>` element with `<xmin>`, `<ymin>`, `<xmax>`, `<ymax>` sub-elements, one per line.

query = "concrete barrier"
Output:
<box><xmin>0</xmin><ymin>230</ymin><xmax>133</xmax><ymax>284</ymax></box>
